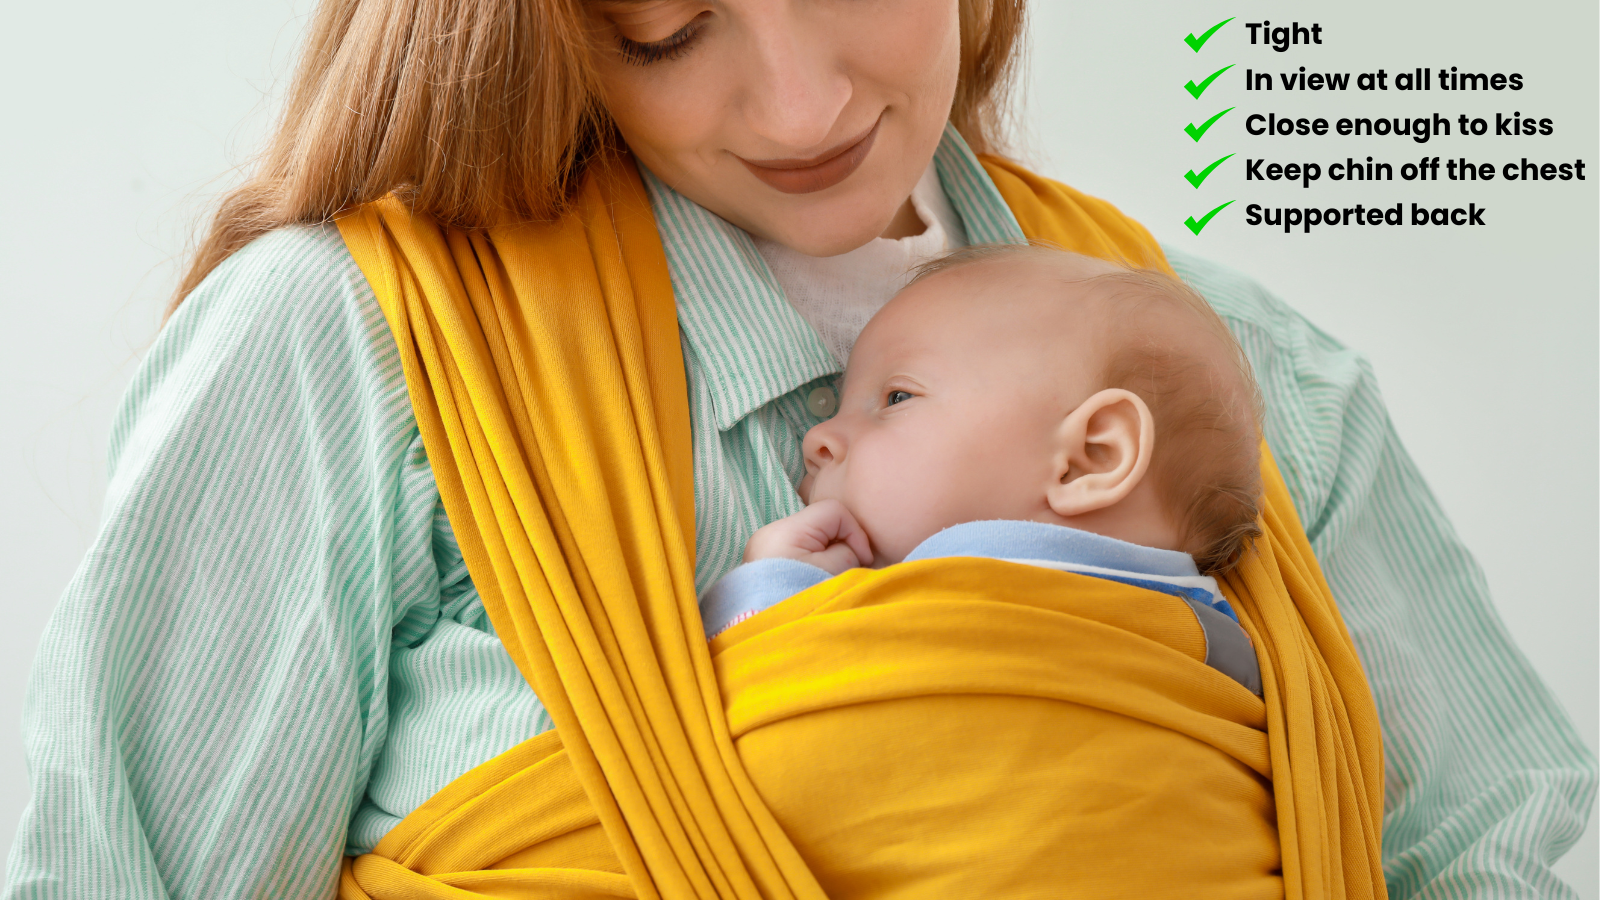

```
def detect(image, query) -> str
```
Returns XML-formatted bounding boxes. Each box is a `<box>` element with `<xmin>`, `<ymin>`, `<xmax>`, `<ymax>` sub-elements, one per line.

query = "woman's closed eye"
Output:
<box><xmin>615</xmin><ymin>13</ymin><xmax>709</xmax><ymax>66</ymax></box>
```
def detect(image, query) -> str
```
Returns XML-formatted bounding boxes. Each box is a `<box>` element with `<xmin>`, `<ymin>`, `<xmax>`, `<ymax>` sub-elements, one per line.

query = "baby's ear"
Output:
<box><xmin>1046</xmin><ymin>389</ymin><xmax>1155</xmax><ymax>518</ymax></box>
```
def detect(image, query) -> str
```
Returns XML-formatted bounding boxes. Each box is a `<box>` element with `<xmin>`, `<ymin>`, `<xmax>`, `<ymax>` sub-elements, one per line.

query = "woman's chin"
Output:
<box><xmin>781</xmin><ymin>160</ymin><xmax>931</xmax><ymax>254</ymax></box>
<box><xmin>649</xmin><ymin>140</ymin><xmax>929</xmax><ymax>256</ymax></box>
<box><xmin>748</xmin><ymin>197</ymin><xmax>907</xmax><ymax>257</ymax></box>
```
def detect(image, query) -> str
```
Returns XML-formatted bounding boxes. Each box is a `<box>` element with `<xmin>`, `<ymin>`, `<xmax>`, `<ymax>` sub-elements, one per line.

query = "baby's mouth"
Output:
<box><xmin>797</xmin><ymin>472</ymin><xmax>816</xmax><ymax>504</ymax></box>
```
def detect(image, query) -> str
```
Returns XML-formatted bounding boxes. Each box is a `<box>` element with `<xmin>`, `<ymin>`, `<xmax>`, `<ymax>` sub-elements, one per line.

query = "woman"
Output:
<box><xmin>4</xmin><ymin>0</ymin><xmax>1591</xmax><ymax>897</ymax></box>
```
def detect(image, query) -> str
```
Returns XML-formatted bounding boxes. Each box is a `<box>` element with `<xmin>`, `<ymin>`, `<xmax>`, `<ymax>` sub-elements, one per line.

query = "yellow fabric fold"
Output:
<box><xmin>334</xmin><ymin>152</ymin><xmax>1386</xmax><ymax>900</ymax></box>
<box><xmin>710</xmin><ymin>560</ymin><xmax>1278</xmax><ymax>899</ymax></box>
<box><xmin>336</xmin><ymin>156</ymin><xmax>815</xmax><ymax>900</ymax></box>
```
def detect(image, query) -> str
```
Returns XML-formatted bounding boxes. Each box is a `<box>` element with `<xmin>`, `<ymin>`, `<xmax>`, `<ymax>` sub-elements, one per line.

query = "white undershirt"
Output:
<box><xmin>753</xmin><ymin>164</ymin><xmax>969</xmax><ymax>367</ymax></box>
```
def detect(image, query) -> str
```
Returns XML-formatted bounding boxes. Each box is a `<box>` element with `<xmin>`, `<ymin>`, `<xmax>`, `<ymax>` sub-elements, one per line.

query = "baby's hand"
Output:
<box><xmin>743</xmin><ymin>500</ymin><xmax>874</xmax><ymax>575</ymax></box>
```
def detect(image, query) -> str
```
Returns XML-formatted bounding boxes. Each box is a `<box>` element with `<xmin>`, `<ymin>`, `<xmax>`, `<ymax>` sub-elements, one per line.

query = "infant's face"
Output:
<box><xmin>800</xmin><ymin>257</ymin><xmax>1110</xmax><ymax>566</ymax></box>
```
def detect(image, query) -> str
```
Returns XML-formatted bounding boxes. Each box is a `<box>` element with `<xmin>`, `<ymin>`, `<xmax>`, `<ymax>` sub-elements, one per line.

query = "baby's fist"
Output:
<box><xmin>743</xmin><ymin>500</ymin><xmax>874</xmax><ymax>575</ymax></box>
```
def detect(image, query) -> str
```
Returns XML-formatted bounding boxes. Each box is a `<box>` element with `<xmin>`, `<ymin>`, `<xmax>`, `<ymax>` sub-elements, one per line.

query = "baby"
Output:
<box><xmin>703</xmin><ymin>244</ymin><xmax>1266</xmax><ymax>692</ymax></box>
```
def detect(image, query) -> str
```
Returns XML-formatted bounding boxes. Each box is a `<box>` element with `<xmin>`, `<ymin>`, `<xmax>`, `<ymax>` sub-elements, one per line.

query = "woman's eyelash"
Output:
<box><xmin>617</xmin><ymin>20</ymin><xmax>704</xmax><ymax>66</ymax></box>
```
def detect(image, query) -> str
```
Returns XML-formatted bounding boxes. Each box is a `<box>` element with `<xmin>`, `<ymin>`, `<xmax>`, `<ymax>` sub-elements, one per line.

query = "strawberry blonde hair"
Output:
<box><xmin>169</xmin><ymin>0</ymin><xmax>1028</xmax><ymax>315</ymax></box>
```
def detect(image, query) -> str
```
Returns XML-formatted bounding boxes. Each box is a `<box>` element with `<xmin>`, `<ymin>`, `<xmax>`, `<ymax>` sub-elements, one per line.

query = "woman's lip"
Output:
<box><xmin>736</xmin><ymin>117</ymin><xmax>881</xmax><ymax>194</ymax></box>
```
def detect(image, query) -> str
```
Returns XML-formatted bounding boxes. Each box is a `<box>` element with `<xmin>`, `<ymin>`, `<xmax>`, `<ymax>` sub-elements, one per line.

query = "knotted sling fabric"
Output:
<box><xmin>333</xmin><ymin>152</ymin><xmax>1386</xmax><ymax>900</ymax></box>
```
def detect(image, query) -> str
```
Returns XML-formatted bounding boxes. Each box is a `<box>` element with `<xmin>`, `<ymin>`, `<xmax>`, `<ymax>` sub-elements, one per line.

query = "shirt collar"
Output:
<box><xmin>929</xmin><ymin>124</ymin><xmax>1027</xmax><ymax>246</ymax></box>
<box><xmin>641</xmin><ymin>123</ymin><xmax>1026</xmax><ymax>432</ymax></box>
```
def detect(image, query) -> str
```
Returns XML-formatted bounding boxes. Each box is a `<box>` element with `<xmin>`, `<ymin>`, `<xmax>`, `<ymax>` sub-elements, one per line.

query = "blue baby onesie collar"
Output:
<box><xmin>904</xmin><ymin>519</ymin><xmax>1199</xmax><ymax>575</ymax></box>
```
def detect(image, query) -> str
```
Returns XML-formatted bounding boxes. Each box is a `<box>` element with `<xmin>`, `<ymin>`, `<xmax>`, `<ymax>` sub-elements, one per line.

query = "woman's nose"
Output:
<box><xmin>737</xmin><ymin>4</ymin><xmax>853</xmax><ymax>151</ymax></box>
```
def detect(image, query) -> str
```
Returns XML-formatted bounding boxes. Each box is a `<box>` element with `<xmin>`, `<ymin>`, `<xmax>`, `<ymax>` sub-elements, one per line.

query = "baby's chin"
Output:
<box><xmin>865</xmin><ymin>531</ymin><xmax>924</xmax><ymax>569</ymax></box>
<box><xmin>801</xmin><ymin>490</ymin><xmax>922</xmax><ymax>569</ymax></box>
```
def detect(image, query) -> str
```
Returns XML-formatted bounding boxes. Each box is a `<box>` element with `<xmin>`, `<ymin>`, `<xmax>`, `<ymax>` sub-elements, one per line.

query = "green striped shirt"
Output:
<box><xmin>5</xmin><ymin>128</ymin><xmax>1593</xmax><ymax>899</ymax></box>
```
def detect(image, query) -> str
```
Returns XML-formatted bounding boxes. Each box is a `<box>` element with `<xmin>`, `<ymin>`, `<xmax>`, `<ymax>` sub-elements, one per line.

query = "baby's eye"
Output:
<box><xmin>886</xmin><ymin>390</ymin><xmax>913</xmax><ymax>406</ymax></box>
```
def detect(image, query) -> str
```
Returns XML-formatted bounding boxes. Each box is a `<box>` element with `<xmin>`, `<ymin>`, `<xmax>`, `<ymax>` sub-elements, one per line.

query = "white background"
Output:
<box><xmin>0</xmin><ymin>0</ymin><xmax>1593</xmax><ymax>895</ymax></box>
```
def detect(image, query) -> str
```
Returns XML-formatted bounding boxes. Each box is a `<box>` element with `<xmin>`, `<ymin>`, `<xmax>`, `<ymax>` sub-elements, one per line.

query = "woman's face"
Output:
<box><xmin>588</xmin><ymin>0</ymin><xmax>963</xmax><ymax>256</ymax></box>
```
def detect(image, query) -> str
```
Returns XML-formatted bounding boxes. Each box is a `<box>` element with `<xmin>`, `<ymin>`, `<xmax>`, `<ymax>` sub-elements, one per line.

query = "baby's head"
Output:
<box><xmin>800</xmin><ymin>244</ymin><xmax>1263</xmax><ymax>574</ymax></box>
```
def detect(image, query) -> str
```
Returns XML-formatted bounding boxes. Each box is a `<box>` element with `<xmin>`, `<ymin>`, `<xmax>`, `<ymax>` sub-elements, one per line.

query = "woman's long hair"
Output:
<box><xmin>169</xmin><ymin>0</ymin><xmax>1027</xmax><ymax>315</ymax></box>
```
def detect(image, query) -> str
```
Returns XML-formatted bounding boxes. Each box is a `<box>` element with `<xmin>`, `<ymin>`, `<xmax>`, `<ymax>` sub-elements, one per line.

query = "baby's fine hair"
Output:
<box><xmin>908</xmin><ymin>243</ymin><xmax>1265</xmax><ymax>575</ymax></box>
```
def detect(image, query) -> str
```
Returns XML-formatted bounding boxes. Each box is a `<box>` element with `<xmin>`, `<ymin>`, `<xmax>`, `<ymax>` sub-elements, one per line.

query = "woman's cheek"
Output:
<box><xmin>597</xmin><ymin>55</ymin><xmax>731</xmax><ymax>177</ymax></box>
<box><xmin>837</xmin><ymin>0</ymin><xmax>960</xmax><ymax>106</ymax></box>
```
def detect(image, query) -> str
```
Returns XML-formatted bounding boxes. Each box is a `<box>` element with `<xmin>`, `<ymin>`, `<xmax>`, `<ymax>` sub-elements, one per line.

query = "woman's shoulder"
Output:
<box><xmin>170</xmin><ymin>223</ymin><xmax>384</xmax><ymax>354</ymax></box>
<box><xmin>111</xmin><ymin>224</ymin><xmax>410</xmax><ymax>488</ymax></box>
<box><xmin>1161</xmin><ymin>246</ymin><xmax>1346</xmax><ymax>352</ymax></box>
<box><xmin>977</xmin><ymin>155</ymin><xmax>1169</xmax><ymax>269</ymax></box>
<box><xmin>138</xmin><ymin>223</ymin><xmax>396</xmax><ymax>399</ymax></box>
<box><xmin>1160</xmin><ymin>245</ymin><xmax>1380</xmax><ymax>538</ymax></box>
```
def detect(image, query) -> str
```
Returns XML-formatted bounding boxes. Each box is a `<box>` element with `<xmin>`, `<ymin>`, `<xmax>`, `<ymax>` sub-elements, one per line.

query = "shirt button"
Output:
<box><xmin>806</xmin><ymin>386</ymin><xmax>837</xmax><ymax>418</ymax></box>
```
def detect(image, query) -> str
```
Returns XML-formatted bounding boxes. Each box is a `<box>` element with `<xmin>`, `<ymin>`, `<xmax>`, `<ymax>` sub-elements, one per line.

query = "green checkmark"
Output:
<box><xmin>1184</xmin><ymin>153</ymin><xmax>1235</xmax><ymax>188</ymax></box>
<box><xmin>1185</xmin><ymin>107</ymin><xmax>1234</xmax><ymax>142</ymax></box>
<box><xmin>1185</xmin><ymin>17</ymin><xmax>1235</xmax><ymax>52</ymax></box>
<box><xmin>1184</xmin><ymin>200</ymin><xmax>1235</xmax><ymax>235</ymax></box>
<box><xmin>1185</xmin><ymin>64</ymin><xmax>1234</xmax><ymax>99</ymax></box>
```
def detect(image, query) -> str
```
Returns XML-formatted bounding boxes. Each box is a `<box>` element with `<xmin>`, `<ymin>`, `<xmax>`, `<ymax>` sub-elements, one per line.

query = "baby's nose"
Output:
<box><xmin>802</xmin><ymin>420</ymin><xmax>844</xmax><ymax>468</ymax></box>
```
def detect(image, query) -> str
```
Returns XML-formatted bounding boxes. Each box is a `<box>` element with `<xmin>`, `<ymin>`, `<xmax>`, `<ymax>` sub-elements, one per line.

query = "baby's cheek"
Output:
<box><xmin>836</xmin><ymin>431</ymin><xmax>960</xmax><ymax>562</ymax></box>
<box><xmin>852</xmin><ymin>484</ymin><xmax>946</xmax><ymax>565</ymax></box>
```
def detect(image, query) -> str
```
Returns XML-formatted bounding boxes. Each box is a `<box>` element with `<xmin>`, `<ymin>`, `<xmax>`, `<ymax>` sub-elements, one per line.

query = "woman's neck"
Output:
<box><xmin>879</xmin><ymin>196</ymin><xmax>929</xmax><ymax>240</ymax></box>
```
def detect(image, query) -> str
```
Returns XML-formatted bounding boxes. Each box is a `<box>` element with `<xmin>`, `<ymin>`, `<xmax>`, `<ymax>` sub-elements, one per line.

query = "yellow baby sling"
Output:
<box><xmin>334</xmin><ymin>152</ymin><xmax>1387</xmax><ymax>900</ymax></box>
